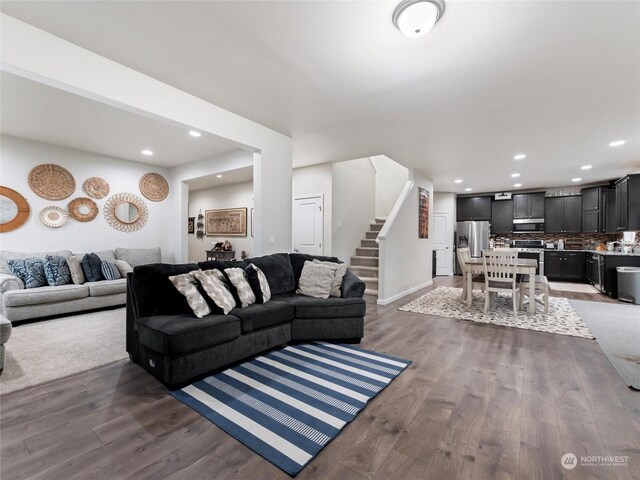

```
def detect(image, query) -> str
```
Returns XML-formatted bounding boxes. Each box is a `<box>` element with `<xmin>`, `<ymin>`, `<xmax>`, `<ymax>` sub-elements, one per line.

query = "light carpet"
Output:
<box><xmin>570</xmin><ymin>299</ymin><xmax>640</xmax><ymax>390</ymax></box>
<box><xmin>399</xmin><ymin>286</ymin><xmax>594</xmax><ymax>339</ymax></box>
<box><xmin>549</xmin><ymin>281</ymin><xmax>600</xmax><ymax>294</ymax></box>
<box><xmin>0</xmin><ymin>308</ymin><xmax>127</xmax><ymax>394</ymax></box>
<box><xmin>172</xmin><ymin>342</ymin><xmax>411</xmax><ymax>476</ymax></box>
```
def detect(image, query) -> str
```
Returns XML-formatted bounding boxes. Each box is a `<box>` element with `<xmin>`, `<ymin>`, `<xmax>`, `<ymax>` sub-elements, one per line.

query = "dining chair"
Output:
<box><xmin>519</xmin><ymin>274</ymin><xmax>550</xmax><ymax>314</ymax></box>
<box><xmin>456</xmin><ymin>247</ymin><xmax>485</xmax><ymax>303</ymax></box>
<box><xmin>482</xmin><ymin>249</ymin><xmax>520</xmax><ymax>315</ymax></box>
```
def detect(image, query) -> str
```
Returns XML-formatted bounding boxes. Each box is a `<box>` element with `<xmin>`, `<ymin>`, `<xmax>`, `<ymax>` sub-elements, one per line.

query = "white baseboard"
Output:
<box><xmin>376</xmin><ymin>280</ymin><xmax>433</xmax><ymax>306</ymax></box>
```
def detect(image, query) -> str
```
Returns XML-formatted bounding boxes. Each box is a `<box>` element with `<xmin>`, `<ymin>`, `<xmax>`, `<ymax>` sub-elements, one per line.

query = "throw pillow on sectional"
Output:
<box><xmin>296</xmin><ymin>260</ymin><xmax>337</xmax><ymax>299</ymax></box>
<box><xmin>7</xmin><ymin>258</ymin><xmax>48</xmax><ymax>289</ymax></box>
<box><xmin>101</xmin><ymin>261</ymin><xmax>122</xmax><ymax>281</ymax></box>
<box><xmin>44</xmin><ymin>255</ymin><xmax>72</xmax><ymax>286</ymax></box>
<box><xmin>81</xmin><ymin>253</ymin><xmax>104</xmax><ymax>282</ymax></box>
<box><xmin>113</xmin><ymin>259</ymin><xmax>133</xmax><ymax>277</ymax></box>
<box><xmin>313</xmin><ymin>259</ymin><xmax>347</xmax><ymax>297</ymax></box>
<box><xmin>244</xmin><ymin>264</ymin><xmax>271</xmax><ymax>304</ymax></box>
<box><xmin>169</xmin><ymin>270</ymin><xmax>211</xmax><ymax>318</ymax></box>
<box><xmin>193</xmin><ymin>269</ymin><xmax>236</xmax><ymax>314</ymax></box>
<box><xmin>66</xmin><ymin>254</ymin><xmax>86</xmax><ymax>284</ymax></box>
<box><xmin>225</xmin><ymin>267</ymin><xmax>256</xmax><ymax>308</ymax></box>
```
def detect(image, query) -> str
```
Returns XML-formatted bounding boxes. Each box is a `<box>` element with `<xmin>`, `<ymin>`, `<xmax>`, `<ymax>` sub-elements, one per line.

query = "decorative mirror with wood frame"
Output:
<box><xmin>0</xmin><ymin>186</ymin><xmax>30</xmax><ymax>233</ymax></box>
<box><xmin>103</xmin><ymin>192</ymin><xmax>148</xmax><ymax>232</ymax></box>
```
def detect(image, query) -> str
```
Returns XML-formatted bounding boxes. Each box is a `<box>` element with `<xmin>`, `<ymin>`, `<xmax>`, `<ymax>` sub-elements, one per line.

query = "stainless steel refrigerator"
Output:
<box><xmin>454</xmin><ymin>221</ymin><xmax>490</xmax><ymax>274</ymax></box>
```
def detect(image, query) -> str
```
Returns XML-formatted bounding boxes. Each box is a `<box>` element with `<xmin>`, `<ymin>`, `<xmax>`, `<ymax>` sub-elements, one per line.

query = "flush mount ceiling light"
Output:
<box><xmin>572</xmin><ymin>177</ymin><xmax>582</xmax><ymax>182</ymax></box>
<box><xmin>581</xmin><ymin>165</ymin><xmax>592</xmax><ymax>170</ymax></box>
<box><xmin>609</xmin><ymin>140</ymin><xmax>625</xmax><ymax>147</ymax></box>
<box><xmin>465</xmin><ymin>187</ymin><xmax>472</xmax><ymax>192</ymax></box>
<box><xmin>189</xmin><ymin>130</ymin><xmax>202</xmax><ymax>138</ymax></box>
<box><xmin>514</xmin><ymin>183</ymin><xmax>522</xmax><ymax>188</ymax></box>
<box><xmin>141</xmin><ymin>149</ymin><xmax>153</xmax><ymax>156</ymax></box>
<box><xmin>511</xmin><ymin>173</ymin><xmax>520</xmax><ymax>178</ymax></box>
<box><xmin>392</xmin><ymin>0</ymin><xmax>445</xmax><ymax>38</ymax></box>
<box><xmin>216</xmin><ymin>174</ymin><xmax>223</xmax><ymax>178</ymax></box>
<box><xmin>513</xmin><ymin>154</ymin><xmax>526</xmax><ymax>161</ymax></box>
<box><xmin>454</xmin><ymin>179</ymin><xmax>463</xmax><ymax>183</ymax></box>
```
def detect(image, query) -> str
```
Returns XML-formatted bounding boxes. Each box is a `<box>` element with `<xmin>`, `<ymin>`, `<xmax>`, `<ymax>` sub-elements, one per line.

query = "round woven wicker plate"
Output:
<box><xmin>28</xmin><ymin>164</ymin><xmax>76</xmax><ymax>200</ymax></box>
<box><xmin>68</xmin><ymin>197</ymin><xmax>98</xmax><ymax>222</ymax></box>
<box><xmin>82</xmin><ymin>177</ymin><xmax>110</xmax><ymax>199</ymax></box>
<box><xmin>139</xmin><ymin>173</ymin><xmax>169</xmax><ymax>202</ymax></box>
<box><xmin>39</xmin><ymin>206</ymin><xmax>68</xmax><ymax>228</ymax></box>
<box><xmin>104</xmin><ymin>192</ymin><xmax>149</xmax><ymax>232</ymax></box>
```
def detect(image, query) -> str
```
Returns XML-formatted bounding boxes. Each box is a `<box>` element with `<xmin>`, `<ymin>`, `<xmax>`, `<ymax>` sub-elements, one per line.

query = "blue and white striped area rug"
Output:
<box><xmin>171</xmin><ymin>342</ymin><xmax>411</xmax><ymax>476</ymax></box>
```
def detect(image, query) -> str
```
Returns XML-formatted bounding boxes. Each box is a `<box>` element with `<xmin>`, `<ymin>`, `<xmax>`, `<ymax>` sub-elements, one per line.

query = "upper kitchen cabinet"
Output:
<box><xmin>581</xmin><ymin>186</ymin><xmax>601</xmax><ymax>233</ymax></box>
<box><xmin>456</xmin><ymin>196</ymin><xmax>492</xmax><ymax>221</ymax></box>
<box><xmin>491</xmin><ymin>200</ymin><xmax>513</xmax><ymax>233</ymax></box>
<box><xmin>602</xmin><ymin>188</ymin><xmax>617</xmax><ymax>233</ymax></box>
<box><xmin>513</xmin><ymin>193</ymin><xmax>545</xmax><ymax>219</ymax></box>
<box><xmin>545</xmin><ymin>195</ymin><xmax>582</xmax><ymax>233</ymax></box>
<box><xmin>615</xmin><ymin>174</ymin><xmax>640</xmax><ymax>231</ymax></box>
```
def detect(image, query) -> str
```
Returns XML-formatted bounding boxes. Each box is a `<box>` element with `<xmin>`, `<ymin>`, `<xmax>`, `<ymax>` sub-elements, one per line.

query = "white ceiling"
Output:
<box><xmin>2</xmin><ymin>1</ymin><xmax>639</xmax><ymax>193</ymax></box>
<box><xmin>0</xmin><ymin>71</ymin><xmax>238</xmax><ymax>167</ymax></box>
<box><xmin>187</xmin><ymin>166</ymin><xmax>253</xmax><ymax>192</ymax></box>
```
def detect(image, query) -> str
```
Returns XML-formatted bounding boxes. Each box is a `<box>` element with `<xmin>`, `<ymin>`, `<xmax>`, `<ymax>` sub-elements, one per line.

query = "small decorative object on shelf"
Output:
<box><xmin>241</xmin><ymin>250</ymin><xmax>248</xmax><ymax>260</ymax></box>
<box><xmin>196</xmin><ymin>210</ymin><xmax>204</xmax><ymax>239</ymax></box>
<box><xmin>222</xmin><ymin>240</ymin><xmax>233</xmax><ymax>251</ymax></box>
<box><xmin>206</xmin><ymin>250</ymin><xmax>235</xmax><ymax>261</ymax></box>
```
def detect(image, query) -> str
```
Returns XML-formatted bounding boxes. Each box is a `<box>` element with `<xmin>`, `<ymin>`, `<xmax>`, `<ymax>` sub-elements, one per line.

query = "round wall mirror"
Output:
<box><xmin>0</xmin><ymin>186</ymin><xmax>30</xmax><ymax>233</ymax></box>
<box><xmin>114</xmin><ymin>202</ymin><xmax>140</xmax><ymax>224</ymax></box>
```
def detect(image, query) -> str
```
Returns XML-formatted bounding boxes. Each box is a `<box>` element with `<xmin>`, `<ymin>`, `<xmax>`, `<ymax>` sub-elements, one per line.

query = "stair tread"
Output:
<box><xmin>364</xmin><ymin>289</ymin><xmax>379</xmax><ymax>296</ymax></box>
<box><xmin>357</xmin><ymin>247</ymin><xmax>379</xmax><ymax>250</ymax></box>
<box><xmin>349</xmin><ymin>266</ymin><xmax>379</xmax><ymax>271</ymax></box>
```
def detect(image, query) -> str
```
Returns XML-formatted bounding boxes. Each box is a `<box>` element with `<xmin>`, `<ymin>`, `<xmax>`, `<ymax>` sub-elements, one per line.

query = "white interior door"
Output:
<box><xmin>293</xmin><ymin>195</ymin><xmax>323</xmax><ymax>255</ymax></box>
<box><xmin>433</xmin><ymin>212</ymin><xmax>453</xmax><ymax>276</ymax></box>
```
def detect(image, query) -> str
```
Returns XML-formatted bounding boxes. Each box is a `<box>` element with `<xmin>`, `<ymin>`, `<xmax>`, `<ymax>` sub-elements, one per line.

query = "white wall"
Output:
<box><xmin>377</xmin><ymin>169</ymin><xmax>434</xmax><ymax>304</ymax></box>
<box><xmin>433</xmin><ymin>192</ymin><xmax>456</xmax><ymax>215</ymax></box>
<box><xmin>0</xmin><ymin>135</ymin><xmax>166</xmax><ymax>254</ymax></box>
<box><xmin>1</xmin><ymin>14</ymin><xmax>293</xmax><ymax>263</ymax></box>
<box><xmin>370</xmin><ymin>155</ymin><xmax>409</xmax><ymax>219</ymax></box>
<box><xmin>292</xmin><ymin>163</ymin><xmax>333</xmax><ymax>255</ymax></box>
<box><xmin>187</xmin><ymin>181</ymin><xmax>254</xmax><ymax>262</ymax></box>
<box><xmin>331</xmin><ymin>158</ymin><xmax>376</xmax><ymax>263</ymax></box>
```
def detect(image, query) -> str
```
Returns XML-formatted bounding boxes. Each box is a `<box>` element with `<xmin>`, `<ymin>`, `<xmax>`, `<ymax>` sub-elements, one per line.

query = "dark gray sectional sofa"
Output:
<box><xmin>126</xmin><ymin>252</ymin><xmax>366</xmax><ymax>389</ymax></box>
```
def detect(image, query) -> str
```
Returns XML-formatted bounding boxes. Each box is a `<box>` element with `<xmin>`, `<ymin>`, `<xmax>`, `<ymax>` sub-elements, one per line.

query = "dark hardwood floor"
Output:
<box><xmin>2</xmin><ymin>276</ymin><xmax>639</xmax><ymax>480</ymax></box>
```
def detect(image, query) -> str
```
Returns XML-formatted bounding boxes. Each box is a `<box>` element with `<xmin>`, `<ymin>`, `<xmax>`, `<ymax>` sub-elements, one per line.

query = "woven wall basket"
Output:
<box><xmin>39</xmin><ymin>206</ymin><xmax>68</xmax><ymax>228</ymax></box>
<box><xmin>28</xmin><ymin>164</ymin><xmax>76</xmax><ymax>200</ymax></box>
<box><xmin>104</xmin><ymin>192</ymin><xmax>149</xmax><ymax>232</ymax></box>
<box><xmin>82</xmin><ymin>177</ymin><xmax>110</xmax><ymax>199</ymax></box>
<box><xmin>68</xmin><ymin>197</ymin><xmax>99</xmax><ymax>222</ymax></box>
<box><xmin>139</xmin><ymin>173</ymin><xmax>169</xmax><ymax>202</ymax></box>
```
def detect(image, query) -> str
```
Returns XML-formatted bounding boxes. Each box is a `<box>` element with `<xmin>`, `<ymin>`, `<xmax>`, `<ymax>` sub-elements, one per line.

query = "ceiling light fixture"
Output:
<box><xmin>513</xmin><ymin>154</ymin><xmax>526</xmax><ymax>160</ymax></box>
<box><xmin>189</xmin><ymin>130</ymin><xmax>202</xmax><ymax>138</ymax></box>
<box><xmin>141</xmin><ymin>149</ymin><xmax>153</xmax><ymax>156</ymax></box>
<box><xmin>454</xmin><ymin>179</ymin><xmax>463</xmax><ymax>183</ymax></box>
<box><xmin>216</xmin><ymin>174</ymin><xmax>223</xmax><ymax>178</ymax></box>
<box><xmin>511</xmin><ymin>173</ymin><xmax>520</xmax><ymax>178</ymax></box>
<box><xmin>465</xmin><ymin>187</ymin><xmax>472</xmax><ymax>192</ymax></box>
<box><xmin>572</xmin><ymin>177</ymin><xmax>582</xmax><ymax>182</ymax></box>
<box><xmin>513</xmin><ymin>183</ymin><xmax>522</xmax><ymax>188</ymax></box>
<box><xmin>392</xmin><ymin>0</ymin><xmax>445</xmax><ymax>38</ymax></box>
<box><xmin>609</xmin><ymin>140</ymin><xmax>625</xmax><ymax>147</ymax></box>
<box><xmin>581</xmin><ymin>165</ymin><xmax>592</xmax><ymax>170</ymax></box>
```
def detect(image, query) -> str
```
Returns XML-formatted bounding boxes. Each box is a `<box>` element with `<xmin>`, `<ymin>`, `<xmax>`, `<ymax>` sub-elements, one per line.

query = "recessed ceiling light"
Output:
<box><xmin>392</xmin><ymin>0</ymin><xmax>445</xmax><ymax>38</ymax></box>
<box><xmin>581</xmin><ymin>165</ymin><xmax>592</xmax><ymax>170</ymax></box>
<box><xmin>513</xmin><ymin>183</ymin><xmax>522</xmax><ymax>188</ymax></box>
<box><xmin>465</xmin><ymin>188</ymin><xmax>472</xmax><ymax>192</ymax></box>
<box><xmin>572</xmin><ymin>177</ymin><xmax>582</xmax><ymax>182</ymax></box>
<box><xmin>141</xmin><ymin>149</ymin><xmax>153</xmax><ymax>156</ymax></box>
<box><xmin>513</xmin><ymin>154</ymin><xmax>526</xmax><ymax>161</ymax></box>
<box><xmin>189</xmin><ymin>130</ymin><xmax>202</xmax><ymax>138</ymax></box>
<box><xmin>454</xmin><ymin>179</ymin><xmax>463</xmax><ymax>183</ymax></box>
<box><xmin>609</xmin><ymin>140</ymin><xmax>625</xmax><ymax>147</ymax></box>
<box><xmin>216</xmin><ymin>174</ymin><xmax>223</xmax><ymax>178</ymax></box>
<box><xmin>511</xmin><ymin>173</ymin><xmax>520</xmax><ymax>178</ymax></box>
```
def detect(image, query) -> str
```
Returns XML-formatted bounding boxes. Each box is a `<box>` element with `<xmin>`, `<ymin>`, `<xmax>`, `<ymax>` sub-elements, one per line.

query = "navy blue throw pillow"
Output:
<box><xmin>101</xmin><ymin>261</ymin><xmax>122</xmax><ymax>280</ymax></box>
<box><xmin>7</xmin><ymin>258</ymin><xmax>47</xmax><ymax>289</ymax></box>
<box><xmin>44</xmin><ymin>255</ymin><xmax>72</xmax><ymax>286</ymax></box>
<box><xmin>81</xmin><ymin>253</ymin><xmax>104</xmax><ymax>282</ymax></box>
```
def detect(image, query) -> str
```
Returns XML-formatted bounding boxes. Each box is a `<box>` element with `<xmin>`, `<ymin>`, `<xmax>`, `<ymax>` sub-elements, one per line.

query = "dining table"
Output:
<box><xmin>465</xmin><ymin>257</ymin><xmax>539</xmax><ymax>314</ymax></box>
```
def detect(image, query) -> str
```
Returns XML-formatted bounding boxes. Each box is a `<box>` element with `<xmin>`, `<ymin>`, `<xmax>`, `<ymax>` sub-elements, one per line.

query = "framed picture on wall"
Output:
<box><xmin>188</xmin><ymin>217</ymin><xmax>195</xmax><ymax>234</ymax></box>
<box><xmin>418</xmin><ymin>187</ymin><xmax>429</xmax><ymax>239</ymax></box>
<box><xmin>205</xmin><ymin>207</ymin><xmax>247</xmax><ymax>236</ymax></box>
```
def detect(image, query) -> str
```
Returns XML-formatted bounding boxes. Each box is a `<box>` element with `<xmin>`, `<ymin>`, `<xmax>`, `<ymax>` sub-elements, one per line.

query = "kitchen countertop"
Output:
<box><xmin>545</xmin><ymin>248</ymin><xmax>640</xmax><ymax>257</ymax></box>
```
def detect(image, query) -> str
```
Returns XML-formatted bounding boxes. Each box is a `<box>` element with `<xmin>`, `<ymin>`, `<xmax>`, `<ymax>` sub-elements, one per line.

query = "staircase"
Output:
<box><xmin>349</xmin><ymin>218</ymin><xmax>385</xmax><ymax>297</ymax></box>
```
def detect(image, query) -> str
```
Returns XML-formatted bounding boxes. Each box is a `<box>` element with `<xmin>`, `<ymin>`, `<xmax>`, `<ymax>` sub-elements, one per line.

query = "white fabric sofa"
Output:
<box><xmin>0</xmin><ymin>247</ymin><xmax>161</xmax><ymax>323</ymax></box>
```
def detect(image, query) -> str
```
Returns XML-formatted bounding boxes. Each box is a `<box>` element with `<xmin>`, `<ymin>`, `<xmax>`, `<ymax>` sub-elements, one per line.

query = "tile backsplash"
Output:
<box><xmin>491</xmin><ymin>232</ymin><xmax>634</xmax><ymax>248</ymax></box>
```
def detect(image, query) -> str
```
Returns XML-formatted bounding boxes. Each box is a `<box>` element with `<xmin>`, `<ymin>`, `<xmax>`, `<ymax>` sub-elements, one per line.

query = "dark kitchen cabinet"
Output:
<box><xmin>615</xmin><ymin>174</ymin><xmax>640</xmax><ymax>231</ymax></box>
<box><xmin>491</xmin><ymin>200</ymin><xmax>513</xmax><ymax>233</ymax></box>
<box><xmin>616</xmin><ymin>177</ymin><xmax>628</xmax><ymax>231</ymax></box>
<box><xmin>582</xmin><ymin>211</ymin><xmax>599</xmax><ymax>233</ymax></box>
<box><xmin>582</xmin><ymin>187</ymin><xmax>600</xmax><ymax>211</ymax></box>
<box><xmin>581</xmin><ymin>187</ymin><xmax>600</xmax><ymax>233</ymax></box>
<box><xmin>513</xmin><ymin>193</ymin><xmax>545</xmax><ymax>219</ymax></box>
<box><xmin>599</xmin><ymin>254</ymin><xmax>640</xmax><ymax>298</ymax></box>
<box><xmin>603</xmin><ymin>189</ymin><xmax>616</xmax><ymax>233</ymax></box>
<box><xmin>544</xmin><ymin>251</ymin><xmax>586</xmax><ymax>281</ymax></box>
<box><xmin>585</xmin><ymin>253</ymin><xmax>593</xmax><ymax>284</ymax></box>
<box><xmin>457</xmin><ymin>196</ymin><xmax>491</xmax><ymax>221</ymax></box>
<box><xmin>545</xmin><ymin>196</ymin><xmax>582</xmax><ymax>233</ymax></box>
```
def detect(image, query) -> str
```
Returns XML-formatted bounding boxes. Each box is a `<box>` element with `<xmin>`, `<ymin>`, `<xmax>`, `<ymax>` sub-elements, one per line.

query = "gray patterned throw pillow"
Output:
<box><xmin>169</xmin><ymin>270</ymin><xmax>211</xmax><ymax>318</ymax></box>
<box><xmin>313</xmin><ymin>259</ymin><xmax>347</xmax><ymax>297</ymax></box>
<box><xmin>44</xmin><ymin>255</ymin><xmax>72</xmax><ymax>286</ymax></box>
<box><xmin>194</xmin><ymin>269</ymin><xmax>236</xmax><ymax>314</ymax></box>
<box><xmin>251</xmin><ymin>264</ymin><xmax>271</xmax><ymax>303</ymax></box>
<box><xmin>7</xmin><ymin>258</ymin><xmax>47</xmax><ymax>289</ymax></box>
<box><xmin>225</xmin><ymin>267</ymin><xmax>256</xmax><ymax>308</ymax></box>
<box><xmin>297</xmin><ymin>260</ymin><xmax>337</xmax><ymax>299</ymax></box>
